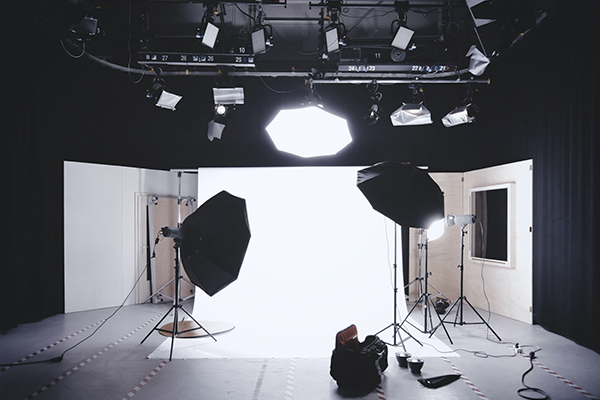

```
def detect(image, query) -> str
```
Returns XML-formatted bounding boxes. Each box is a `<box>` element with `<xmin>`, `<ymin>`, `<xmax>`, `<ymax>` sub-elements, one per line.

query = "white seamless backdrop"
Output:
<box><xmin>149</xmin><ymin>166</ymin><xmax>455</xmax><ymax>359</ymax></box>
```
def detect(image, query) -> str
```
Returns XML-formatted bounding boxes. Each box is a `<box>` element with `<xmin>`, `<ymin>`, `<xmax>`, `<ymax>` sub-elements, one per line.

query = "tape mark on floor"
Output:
<box><xmin>530</xmin><ymin>357</ymin><xmax>599</xmax><ymax>400</ymax></box>
<box><xmin>492</xmin><ymin>335</ymin><xmax>600</xmax><ymax>400</ymax></box>
<box><xmin>376</xmin><ymin>384</ymin><xmax>386</xmax><ymax>400</ymax></box>
<box><xmin>252</xmin><ymin>358</ymin><xmax>269</xmax><ymax>400</ymax></box>
<box><xmin>441</xmin><ymin>356</ymin><xmax>490</xmax><ymax>400</ymax></box>
<box><xmin>24</xmin><ymin>313</ymin><xmax>163</xmax><ymax>400</ymax></box>
<box><xmin>284</xmin><ymin>358</ymin><xmax>297</xmax><ymax>400</ymax></box>
<box><xmin>122</xmin><ymin>360</ymin><xmax>169</xmax><ymax>400</ymax></box>
<box><xmin>0</xmin><ymin>319</ymin><xmax>105</xmax><ymax>372</ymax></box>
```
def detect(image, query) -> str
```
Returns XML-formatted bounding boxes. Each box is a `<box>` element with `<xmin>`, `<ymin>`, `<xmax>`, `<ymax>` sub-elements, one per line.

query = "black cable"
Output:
<box><xmin>517</xmin><ymin>352</ymin><xmax>551</xmax><ymax>400</ymax></box>
<box><xmin>0</xmin><ymin>234</ymin><xmax>162</xmax><ymax>368</ymax></box>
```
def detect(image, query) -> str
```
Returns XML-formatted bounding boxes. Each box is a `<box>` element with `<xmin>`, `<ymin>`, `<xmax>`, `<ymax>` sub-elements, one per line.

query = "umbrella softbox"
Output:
<box><xmin>357</xmin><ymin>161</ymin><xmax>444</xmax><ymax>229</ymax></box>
<box><xmin>179</xmin><ymin>190</ymin><xmax>251</xmax><ymax>297</ymax></box>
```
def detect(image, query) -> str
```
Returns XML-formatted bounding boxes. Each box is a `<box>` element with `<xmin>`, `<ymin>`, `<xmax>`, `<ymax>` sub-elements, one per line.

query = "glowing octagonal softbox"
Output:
<box><xmin>179</xmin><ymin>190</ymin><xmax>251</xmax><ymax>296</ymax></box>
<box><xmin>266</xmin><ymin>106</ymin><xmax>352</xmax><ymax>158</ymax></box>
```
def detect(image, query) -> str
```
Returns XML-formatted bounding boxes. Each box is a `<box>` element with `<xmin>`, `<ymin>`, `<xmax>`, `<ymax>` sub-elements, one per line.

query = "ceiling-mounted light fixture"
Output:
<box><xmin>325</xmin><ymin>25</ymin><xmax>340</xmax><ymax>53</ymax></box>
<box><xmin>390</xmin><ymin>1</ymin><xmax>414</xmax><ymax>51</ymax></box>
<box><xmin>364</xmin><ymin>81</ymin><xmax>383</xmax><ymax>126</ymax></box>
<box><xmin>197</xmin><ymin>4</ymin><xmax>220</xmax><ymax>49</ymax></box>
<box><xmin>390</xmin><ymin>84</ymin><xmax>432</xmax><ymax>126</ymax></box>
<box><xmin>442</xmin><ymin>104</ymin><xmax>478</xmax><ymax>127</ymax></box>
<box><xmin>207</xmin><ymin>87</ymin><xmax>244</xmax><ymax>141</ymax></box>
<box><xmin>250</xmin><ymin>4</ymin><xmax>273</xmax><ymax>55</ymax></box>
<box><xmin>146</xmin><ymin>71</ymin><xmax>182</xmax><ymax>111</ymax></box>
<box><xmin>265</xmin><ymin>79</ymin><xmax>352</xmax><ymax>158</ymax></box>
<box><xmin>442</xmin><ymin>85</ymin><xmax>480</xmax><ymax>127</ymax></box>
<box><xmin>466</xmin><ymin>45</ymin><xmax>490</xmax><ymax>76</ymax></box>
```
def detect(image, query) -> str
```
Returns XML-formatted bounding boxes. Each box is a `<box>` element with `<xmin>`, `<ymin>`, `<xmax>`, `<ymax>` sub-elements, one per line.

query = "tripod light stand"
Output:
<box><xmin>375</xmin><ymin>224</ymin><xmax>422</xmax><ymax>351</ymax></box>
<box><xmin>141</xmin><ymin>186</ymin><xmax>252</xmax><ymax>361</ymax></box>
<box><xmin>430</xmin><ymin>215</ymin><xmax>501</xmax><ymax>340</ymax></box>
<box><xmin>143</xmin><ymin>173</ymin><xmax>196</xmax><ymax>305</ymax></box>
<box><xmin>140</xmin><ymin>235</ymin><xmax>217</xmax><ymax>361</ymax></box>
<box><xmin>399</xmin><ymin>227</ymin><xmax>452</xmax><ymax>343</ymax></box>
<box><xmin>357</xmin><ymin>161</ymin><xmax>445</xmax><ymax>351</ymax></box>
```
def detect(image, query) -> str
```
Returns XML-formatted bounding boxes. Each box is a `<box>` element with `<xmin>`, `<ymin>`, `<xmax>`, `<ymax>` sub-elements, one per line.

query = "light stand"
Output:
<box><xmin>140</xmin><ymin>172</ymin><xmax>216</xmax><ymax>361</ymax></box>
<box><xmin>399</xmin><ymin>229</ymin><xmax>453</xmax><ymax>343</ymax></box>
<box><xmin>375</xmin><ymin>224</ymin><xmax>422</xmax><ymax>351</ymax></box>
<box><xmin>430</xmin><ymin>223</ymin><xmax>501</xmax><ymax>340</ymax></box>
<box><xmin>141</xmin><ymin>239</ymin><xmax>217</xmax><ymax>361</ymax></box>
<box><xmin>404</xmin><ymin>229</ymin><xmax>449</xmax><ymax>303</ymax></box>
<box><xmin>143</xmin><ymin>172</ymin><xmax>196</xmax><ymax>304</ymax></box>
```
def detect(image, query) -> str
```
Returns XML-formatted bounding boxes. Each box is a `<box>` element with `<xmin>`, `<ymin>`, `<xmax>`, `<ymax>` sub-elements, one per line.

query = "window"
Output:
<box><xmin>470</xmin><ymin>184</ymin><xmax>512</xmax><ymax>266</ymax></box>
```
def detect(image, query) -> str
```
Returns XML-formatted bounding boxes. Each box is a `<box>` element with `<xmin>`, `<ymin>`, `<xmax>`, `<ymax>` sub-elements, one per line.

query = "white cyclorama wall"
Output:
<box><xmin>412</xmin><ymin>160</ymin><xmax>533</xmax><ymax>324</ymax></box>
<box><xmin>64</xmin><ymin>161</ymin><xmax>197</xmax><ymax>313</ymax></box>
<box><xmin>192</xmin><ymin>167</ymin><xmax>404</xmax><ymax>351</ymax></box>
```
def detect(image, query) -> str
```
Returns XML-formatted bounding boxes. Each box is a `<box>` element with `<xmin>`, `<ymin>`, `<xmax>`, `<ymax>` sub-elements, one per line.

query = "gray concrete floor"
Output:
<box><xmin>1</xmin><ymin>300</ymin><xmax>599</xmax><ymax>400</ymax></box>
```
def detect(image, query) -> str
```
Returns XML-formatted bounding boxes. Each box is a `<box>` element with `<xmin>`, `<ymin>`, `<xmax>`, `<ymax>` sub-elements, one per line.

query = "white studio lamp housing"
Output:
<box><xmin>390</xmin><ymin>103</ymin><xmax>433</xmax><ymax>126</ymax></box>
<box><xmin>442</xmin><ymin>104</ymin><xmax>476</xmax><ymax>127</ymax></box>
<box><xmin>446</xmin><ymin>214</ymin><xmax>476</xmax><ymax>227</ymax></box>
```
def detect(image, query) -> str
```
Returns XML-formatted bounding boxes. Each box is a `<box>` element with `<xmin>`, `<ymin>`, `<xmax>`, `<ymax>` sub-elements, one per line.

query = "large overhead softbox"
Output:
<box><xmin>179</xmin><ymin>190</ymin><xmax>251</xmax><ymax>296</ymax></box>
<box><xmin>357</xmin><ymin>161</ymin><xmax>444</xmax><ymax>229</ymax></box>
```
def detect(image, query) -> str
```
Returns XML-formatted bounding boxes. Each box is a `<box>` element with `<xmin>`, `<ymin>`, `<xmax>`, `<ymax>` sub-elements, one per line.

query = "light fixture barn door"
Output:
<box><xmin>150</xmin><ymin>197</ymin><xmax>195</xmax><ymax>303</ymax></box>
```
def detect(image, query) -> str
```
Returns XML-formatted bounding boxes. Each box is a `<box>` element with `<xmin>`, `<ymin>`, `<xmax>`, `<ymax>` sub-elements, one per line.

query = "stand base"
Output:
<box><xmin>158</xmin><ymin>320</ymin><xmax>234</xmax><ymax>338</ymax></box>
<box><xmin>430</xmin><ymin>296</ymin><xmax>501</xmax><ymax>341</ymax></box>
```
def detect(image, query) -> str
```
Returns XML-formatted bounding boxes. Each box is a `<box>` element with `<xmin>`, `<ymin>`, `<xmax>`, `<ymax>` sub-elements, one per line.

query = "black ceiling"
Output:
<box><xmin>11</xmin><ymin>0</ymin><xmax>559</xmax><ymax>174</ymax></box>
<box><xmin>22</xmin><ymin>0</ymin><xmax>548</xmax><ymax>79</ymax></box>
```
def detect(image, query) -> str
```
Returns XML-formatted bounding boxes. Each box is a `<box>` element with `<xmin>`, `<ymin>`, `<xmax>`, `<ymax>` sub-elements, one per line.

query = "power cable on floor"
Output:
<box><xmin>0</xmin><ymin>233</ymin><xmax>162</xmax><ymax>367</ymax></box>
<box><xmin>518</xmin><ymin>351</ymin><xmax>551</xmax><ymax>400</ymax></box>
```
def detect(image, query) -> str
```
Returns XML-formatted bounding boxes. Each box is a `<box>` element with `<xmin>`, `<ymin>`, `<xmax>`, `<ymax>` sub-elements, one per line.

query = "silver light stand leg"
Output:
<box><xmin>399</xmin><ymin>231</ymin><xmax>453</xmax><ymax>343</ymax></box>
<box><xmin>140</xmin><ymin>242</ymin><xmax>217</xmax><ymax>361</ymax></box>
<box><xmin>376</xmin><ymin>224</ymin><xmax>422</xmax><ymax>351</ymax></box>
<box><xmin>429</xmin><ymin>225</ymin><xmax>501</xmax><ymax>341</ymax></box>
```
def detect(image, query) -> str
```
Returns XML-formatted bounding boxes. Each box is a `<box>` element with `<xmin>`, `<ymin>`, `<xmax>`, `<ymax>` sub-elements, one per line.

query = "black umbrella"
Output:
<box><xmin>179</xmin><ymin>190</ymin><xmax>251</xmax><ymax>297</ymax></box>
<box><xmin>357</xmin><ymin>161</ymin><xmax>444</xmax><ymax>229</ymax></box>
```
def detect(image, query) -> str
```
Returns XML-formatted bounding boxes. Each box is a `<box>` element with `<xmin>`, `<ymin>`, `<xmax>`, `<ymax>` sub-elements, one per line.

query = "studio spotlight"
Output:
<box><xmin>390</xmin><ymin>84</ymin><xmax>432</xmax><ymax>126</ymax></box>
<box><xmin>442</xmin><ymin>85</ymin><xmax>480</xmax><ymax>127</ymax></box>
<box><xmin>390</xmin><ymin>103</ymin><xmax>432</xmax><ymax>126</ymax></box>
<box><xmin>324</xmin><ymin>23</ymin><xmax>346</xmax><ymax>54</ymax></box>
<box><xmin>213</xmin><ymin>87</ymin><xmax>244</xmax><ymax>106</ymax></box>
<box><xmin>146</xmin><ymin>73</ymin><xmax>182</xmax><ymax>111</ymax></box>
<box><xmin>364</xmin><ymin>81</ymin><xmax>383</xmax><ymax>126</ymax></box>
<box><xmin>466</xmin><ymin>45</ymin><xmax>490</xmax><ymax>76</ymax></box>
<box><xmin>390</xmin><ymin>2</ymin><xmax>414</xmax><ymax>51</ymax></box>
<box><xmin>207</xmin><ymin>120</ymin><xmax>226</xmax><ymax>141</ymax></box>
<box><xmin>207</xmin><ymin>87</ymin><xmax>244</xmax><ymax>141</ymax></box>
<box><xmin>445</xmin><ymin>214</ymin><xmax>476</xmax><ymax>227</ymax></box>
<box><xmin>197</xmin><ymin>5</ymin><xmax>221</xmax><ymax>49</ymax></box>
<box><xmin>442</xmin><ymin>104</ymin><xmax>477</xmax><ymax>127</ymax></box>
<box><xmin>70</xmin><ymin>16</ymin><xmax>98</xmax><ymax>36</ymax></box>
<box><xmin>251</xmin><ymin>26</ymin><xmax>273</xmax><ymax>54</ymax></box>
<box><xmin>201</xmin><ymin>21</ymin><xmax>219</xmax><ymax>48</ymax></box>
<box><xmin>391</xmin><ymin>26</ymin><xmax>414</xmax><ymax>51</ymax></box>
